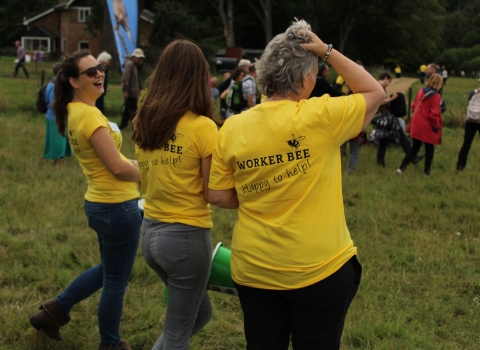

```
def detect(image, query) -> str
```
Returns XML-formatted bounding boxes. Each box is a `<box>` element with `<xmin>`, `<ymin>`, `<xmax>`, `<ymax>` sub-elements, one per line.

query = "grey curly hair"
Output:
<box><xmin>256</xmin><ymin>20</ymin><xmax>318</xmax><ymax>98</ymax></box>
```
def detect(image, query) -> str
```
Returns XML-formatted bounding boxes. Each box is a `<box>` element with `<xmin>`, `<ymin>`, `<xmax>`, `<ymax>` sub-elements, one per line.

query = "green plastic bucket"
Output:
<box><xmin>208</xmin><ymin>242</ymin><xmax>238</xmax><ymax>296</ymax></box>
<box><xmin>164</xmin><ymin>242</ymin><xmax>237</xmax><ymax>304</ymax></box>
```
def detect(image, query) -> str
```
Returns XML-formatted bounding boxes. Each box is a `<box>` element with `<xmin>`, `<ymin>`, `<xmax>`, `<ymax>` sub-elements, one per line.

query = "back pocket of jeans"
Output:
<box><xmin>85</xmin><ymin>208</ymin><xmax>111</xmax><ymax>238</ymax></box>
<box><xmin>156</xmin><ymin>232</ymin><xmax>189</xmax><ymax>265</ymax></box>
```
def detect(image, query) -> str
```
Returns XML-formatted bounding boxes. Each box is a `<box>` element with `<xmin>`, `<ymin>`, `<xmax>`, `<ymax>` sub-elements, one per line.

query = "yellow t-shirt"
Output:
<box><xmin>67</xmin><ymin>102</ymin><xmax>140</xmax><ymax>203</ymax></box>
<box><xmin>335</xmin><ymin>75</ymin><xmax>350</xmax><ymax>95</ymax></box>
<box><xmin>136</xmin><ymin>111</ymin><xmax>218</xmax><ymax>228</ymax></box>
<box><xmin>420</xmin><ymin>64</ymin><xmax>427</xmax><ymax>73</ymax></box>
<box><xmin>209</xmin><ymin>94</ymin><xmax>366</xmax><ymax>290</ymax></box>
<box><xmin>335</xmin><ymin>75</ymin><xmax>345</xmax><ymax>86</ymax></box>
<box><xmin>395</xmin><ymin>66</ymin><xmax>402</xmax><ymax>74</ymax></box>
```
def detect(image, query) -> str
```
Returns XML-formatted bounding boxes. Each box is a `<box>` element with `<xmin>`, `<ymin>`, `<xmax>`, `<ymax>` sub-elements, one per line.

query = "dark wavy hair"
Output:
<box><xmin>52</xmin><ymin>50</ymin><xmax>91</xmax><ymax>136</ymax></box>
<box><xmin>231</xmin><ymin>68</ymin><xmax>245</xmax><ymax>82</ymax></box>
<box><xmin>132</xmin><ymin>39</ymin><xmax>214</xmax><ymax>151</ymax></box>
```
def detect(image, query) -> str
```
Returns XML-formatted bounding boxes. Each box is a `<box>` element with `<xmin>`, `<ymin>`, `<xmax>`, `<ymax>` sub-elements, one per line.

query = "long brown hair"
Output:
<box><xmin>52</xmin><ymin>50</ymin><xmax>91</xmax><ymax>136</ymax></box>
<box><xmin>132</xmin><ymin>39</ymin><xmax>213</xmax><ymax>151</ymax></box>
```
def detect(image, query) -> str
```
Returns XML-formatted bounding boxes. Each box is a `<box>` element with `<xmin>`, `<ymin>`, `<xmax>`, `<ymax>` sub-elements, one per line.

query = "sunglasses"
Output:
<box><xmin>80</xmin><ymin>62</ymin><xmax>106</xmax><ymax>78</ymax></box>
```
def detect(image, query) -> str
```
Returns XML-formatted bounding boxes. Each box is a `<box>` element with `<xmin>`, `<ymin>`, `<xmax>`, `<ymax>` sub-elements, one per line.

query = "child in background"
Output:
<box><xmin>211</xmin><ymin>77</ymin><xmax>220</xmax><ymax>102</ymax></box>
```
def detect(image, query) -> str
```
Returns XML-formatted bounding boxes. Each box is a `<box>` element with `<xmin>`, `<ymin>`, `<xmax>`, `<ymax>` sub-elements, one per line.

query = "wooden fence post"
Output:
<box><xmin>406</xmin><ymin>87</ymin><xmax>412</xmax><ymax>123</ymax></box>
<box><xmin>40</xmin><ymin>70</ymin><xmax>45</xmax><ymax>88</ymax></box>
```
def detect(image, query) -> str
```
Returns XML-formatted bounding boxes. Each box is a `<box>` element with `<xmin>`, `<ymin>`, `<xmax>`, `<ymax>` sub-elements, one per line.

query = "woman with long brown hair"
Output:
<box><xmin>29</xmin><ymin>50</ymin><xmax>141</xmax><ymax>350</ymax></box>
<box><xmin>132</xmin><ymin>39</ymin><xmax>218</xmax><ymax>350</ymax></box>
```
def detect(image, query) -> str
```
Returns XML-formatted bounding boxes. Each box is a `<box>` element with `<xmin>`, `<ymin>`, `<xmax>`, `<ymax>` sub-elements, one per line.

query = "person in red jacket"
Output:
<box><xmin>396</xmin><ymin>74</ymin><xmax>443</xmax><ymax>176</ymax></box>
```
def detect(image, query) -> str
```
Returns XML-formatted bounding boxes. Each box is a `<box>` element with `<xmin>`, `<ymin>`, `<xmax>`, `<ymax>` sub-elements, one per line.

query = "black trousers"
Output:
<box><xmin>376</xmin><ymin>129</ymin><xmax>411</xmax><ymax>167</ymax></box>
<box><xmin>234</xmin><ymin>256</ymin><xmax>362</xmax><ymax>350</ymax></box>
<box><xmin>14</xmin><ymin>58</ymin><xmax>29</xmax><ymax>78</ymax></box>
<box><xmin>457</xmin><ymin>120</ymin><xmax>480</xmax><ymax>170</ymax></box>
<box><xmin>119</xmin><ymin>97</ymin><xmax>138</xmax><ymax>130</ymax></box>
<box><xmin>400</xmin><ymin>138</ymin><xmax>434</xmax><ymax>174</ymax></box>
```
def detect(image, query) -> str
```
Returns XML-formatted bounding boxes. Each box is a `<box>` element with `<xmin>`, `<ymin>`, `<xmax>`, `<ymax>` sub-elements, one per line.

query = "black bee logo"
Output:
<box><xmin>286</xmin><ymin>134</ymin><xmax>305</xmax><ymax>149</ymax></box>
<box><xmin>170</xmin><ymin>133</ymin><xmax>184</xmax><ymax>143</ymax></box>
<box><xmin>69</xmin><ymin>130</ymin><xmax>74</xmax><ymax>137</ymax></box>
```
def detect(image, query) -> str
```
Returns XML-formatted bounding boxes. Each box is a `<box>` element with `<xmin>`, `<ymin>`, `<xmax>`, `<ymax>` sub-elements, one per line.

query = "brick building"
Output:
<box><xmin>22</xmin><ymin>0</ymin><xmax>153</xmax><ymax>59</ymax></box>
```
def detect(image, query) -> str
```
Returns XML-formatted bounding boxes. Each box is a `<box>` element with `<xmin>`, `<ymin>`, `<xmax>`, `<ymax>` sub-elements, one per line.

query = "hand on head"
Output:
<box><xmin>300</xmin><ymin>31</ymin><xmax>327</xmax><ymax>57</ymax></box>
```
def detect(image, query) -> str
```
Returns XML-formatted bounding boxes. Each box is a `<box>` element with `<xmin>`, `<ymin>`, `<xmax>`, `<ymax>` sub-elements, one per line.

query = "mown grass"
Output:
<box><xmin>0</xmin><ymin>59</ymin><xmax>480</xmax><ymax>349</ymax></box>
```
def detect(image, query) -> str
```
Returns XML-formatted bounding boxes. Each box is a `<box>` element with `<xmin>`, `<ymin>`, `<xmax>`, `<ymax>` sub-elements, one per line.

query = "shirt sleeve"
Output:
<box><xmin>209</xmin><ymin>125</ymin><xmax>235</xmax><ymax>190</ymax></box>
<box><xmin>45</xmin><ymin>82</ymin><xmax>54</xmax><ymax>106</ymax></box>
<box><xmin>83</xmin><ymin>107</ymin><xmax>109</xmax><ymax>140</ymax></box>
<box><xmin>243</xmin><ymin>79</ymin><xmax>256</xmax><ymax>96</ymax></box>
<box><xmin>304</xmin><ymin>94</ymin><xmax>366</xmax><ymax>147</ymax></box>
<box><xmin>122</xmin><ymin>63</ymin><xmax>131</xmax><ymax>92</ymax></box>
<box><xmin>194</xmin><ymin>118</ymin><xmax>218</xmax><ymax>158</ymax></box>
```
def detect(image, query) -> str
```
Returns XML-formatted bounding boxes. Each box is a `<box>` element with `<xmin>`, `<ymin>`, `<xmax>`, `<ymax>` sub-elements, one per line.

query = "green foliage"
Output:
<box><xmin>443</xmin><ymin>0</ymin><xmax>480</xmax><ymax>49</ymax></box>
<box><xmin>85</xmin><ymin>0</ymin><xmax>104</xmax><ymax>37</ymax></box>
<box><xmin>149</xmin><ymin>0</ymin><xmax>223</xmax><ymax>58</ymax></box>
<box><xmin>438</xmin><ymin>45</ymin><xmax>480</xmax><ymax>73</ymax></box>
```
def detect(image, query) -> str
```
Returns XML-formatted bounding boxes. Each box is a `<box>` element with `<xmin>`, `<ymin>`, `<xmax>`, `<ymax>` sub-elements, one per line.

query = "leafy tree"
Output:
<box><xmin>248</xmin><ymin>0</ymin><xmax>273</xmax><ymax>42</ymax></box>
<box><xmin>208</xmin><ymin>0</ymin><xmax>236</xmax><ymax>47</ymax></box>
<box><xmin>149</xmin><ymin>0</ymin><xmax>223</xmax><ymax>57</ymax></box>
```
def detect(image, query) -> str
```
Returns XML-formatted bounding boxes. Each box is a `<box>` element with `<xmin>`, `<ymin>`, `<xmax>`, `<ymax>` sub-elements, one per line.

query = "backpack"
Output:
<box><xmin>390</xmin><ymin>92</ymin><xmax>407</xmax><ymax>118</ymax></box>
<box><xmin>226</xmin><ymin>82</ymin><xmax>247</xmax><ymax>113</ymax></box>
<box><xmin>466</xmin><ymin>89</ymin><xmax>480</xmax><ymax>122</ymax></box>
<box><xmin>36</xmin><ymin>84</ymin><xmax>48</xmax><ymax>113</ymax></box>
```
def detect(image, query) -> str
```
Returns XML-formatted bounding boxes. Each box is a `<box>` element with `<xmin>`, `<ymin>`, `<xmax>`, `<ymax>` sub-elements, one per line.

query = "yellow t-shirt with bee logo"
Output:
<box><xmin>135</xmin><ymin>111</ymin><xmax>218</xmax><ymax>228</ymax></box>
<box><xmin>209</xmin><ymin>94</ymin><xmax>366</xmax><ymax>290</ymax></box>
<box><xmin>67</xmin><ymin>102</ymin><xmax>140</xmax><ymax>203</ymax></box>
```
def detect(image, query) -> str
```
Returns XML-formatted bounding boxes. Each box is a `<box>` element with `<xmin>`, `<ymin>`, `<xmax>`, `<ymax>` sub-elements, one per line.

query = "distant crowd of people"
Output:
<box><xmin>15</xmin><ymin>18</ymin><xmax>480</xmax><ymax>350</ymax></box>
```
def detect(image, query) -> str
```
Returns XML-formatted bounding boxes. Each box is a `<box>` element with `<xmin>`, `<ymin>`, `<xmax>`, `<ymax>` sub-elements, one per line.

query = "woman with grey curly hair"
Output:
<box><xmin>209</xmin><ymin>20</ymin><xmax>384</xmax><ymax>349</ymax></box>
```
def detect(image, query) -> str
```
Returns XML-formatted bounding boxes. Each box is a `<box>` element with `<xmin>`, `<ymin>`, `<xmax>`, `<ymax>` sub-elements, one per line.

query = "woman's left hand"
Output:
<box><xmin>300</xmin><ymin>31</ymin><xmax>328</xmax><ymax>57</ymax></box>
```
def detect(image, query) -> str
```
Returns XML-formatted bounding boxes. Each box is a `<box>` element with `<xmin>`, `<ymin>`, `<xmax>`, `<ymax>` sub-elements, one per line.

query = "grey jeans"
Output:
<box><xmin>142</xmin><ymin>218</ymin><xmax>213</xmax><ymax>350</ymax></box>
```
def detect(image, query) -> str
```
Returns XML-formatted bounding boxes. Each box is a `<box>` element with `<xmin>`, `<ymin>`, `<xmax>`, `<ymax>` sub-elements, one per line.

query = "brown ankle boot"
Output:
<box><xmin>97</xmin><ymin>340</ymin><xmax>131</xmax><ymax>350</ymax></box>
<box><xmin>29</xmin><ymin>299</ymin><xmax>71</xmax><ymax>341</ymax></box>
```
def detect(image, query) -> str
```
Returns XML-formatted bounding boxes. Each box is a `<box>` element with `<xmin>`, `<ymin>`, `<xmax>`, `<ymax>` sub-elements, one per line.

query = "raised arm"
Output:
<box><xmin>220</xmin><ymin>88</ymin><xmax>230</xmax><ymax>100</ymax></box>
<box><xmin>302</xmin><ymin>33</ymin><xmax>385</xmax><ymax>129</ymax></box>
<box><xmin>90</xmin><ymin>127</ymin><xmax>140</xmax><ymax>182</ymax></box>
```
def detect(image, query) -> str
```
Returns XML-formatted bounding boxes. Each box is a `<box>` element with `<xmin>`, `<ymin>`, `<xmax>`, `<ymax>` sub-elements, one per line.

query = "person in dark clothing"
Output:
<box><xmin>120</xmin><ymin>48</ymin><xmax>145</xmax><ymax>130</ymax></box>
<box><xmin>95</xmin><ymin>51</ymin><xmax>112</xmax><ymax>114</ymax></box>
<box><xmin>218</xmin><ymin>73</ymin><xmax>233</xmax><ymax>119</ymax></box>
<box><xmin>372</xmin><ymin>72</ymin><xmax>412</xmax><ymax>167</ymax></box>
<box><xmin>457</xmin><ymin>84</ymin><xmax>480</xmax><ymax>171</ymax></box>
<box><xmin>309</xmin><ymin>65</ymin><xmax>344</xmax><ymax>98</ymax></box>
<box><xmin>13</xmin><ymin>41</ymin><xmax>29</xmax><ymax>78</ymax></box>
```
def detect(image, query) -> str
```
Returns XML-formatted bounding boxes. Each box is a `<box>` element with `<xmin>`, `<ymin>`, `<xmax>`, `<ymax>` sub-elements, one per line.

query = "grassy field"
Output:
<box><xmin>1</xmin><ymin>58</ymin><xmax>480</xmax><ymax>349</ymax></box>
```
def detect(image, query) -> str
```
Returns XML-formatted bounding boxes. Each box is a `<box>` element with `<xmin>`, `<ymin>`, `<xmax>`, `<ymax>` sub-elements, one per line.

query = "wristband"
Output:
<box><xmin>319</xmin><ymin>44</ymin><xmax>333</xmax><ymax>66</ymax></box>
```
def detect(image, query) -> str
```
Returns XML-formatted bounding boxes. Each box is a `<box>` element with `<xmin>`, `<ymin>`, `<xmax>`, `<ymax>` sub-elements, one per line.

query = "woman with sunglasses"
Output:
<box><xmin>28</xmin><ymin>50</ymin><xmax>141</xmax><ymax>350</ymax></box>
<box><xmin>132</xmin><ymin>39</ymin><xmax>218</xmax><ymax>350</ymax></box>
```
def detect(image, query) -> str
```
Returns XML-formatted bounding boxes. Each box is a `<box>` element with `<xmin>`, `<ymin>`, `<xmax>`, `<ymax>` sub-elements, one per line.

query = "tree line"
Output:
<box><xmin>1</xmin><ymin>0</ymin><xmax>480</xmax><ymax>73</ymax></box>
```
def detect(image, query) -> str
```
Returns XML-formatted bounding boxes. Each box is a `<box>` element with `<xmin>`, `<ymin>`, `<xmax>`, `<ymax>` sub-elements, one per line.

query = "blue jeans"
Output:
<box><xmin>55</xmin><ymin>199</ymin><xmax>141</xmax><ymax>347</ymax></box>
<box><xmin>142</xmin><ymin>219</ymin><xmax>213</xmax><ymax>350</ymax></box>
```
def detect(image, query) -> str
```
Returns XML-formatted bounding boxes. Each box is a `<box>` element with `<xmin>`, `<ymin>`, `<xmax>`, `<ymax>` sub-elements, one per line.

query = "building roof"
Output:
<box><xmin>24</xmin><ymin>2</ymin><xmax>154</xmax><ymax>25</ymax></box>
<box><xmin>22</xmin><ymin>25</ymin><xmax>56</xmax><ymax>38</ymax></box>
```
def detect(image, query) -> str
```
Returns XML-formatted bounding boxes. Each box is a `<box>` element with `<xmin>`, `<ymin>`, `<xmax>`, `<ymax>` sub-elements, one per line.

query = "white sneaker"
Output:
<box><xmin>396</xmin><ymin>168</ymin><xmax>403</xmax><ymax>175</ymax></box>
